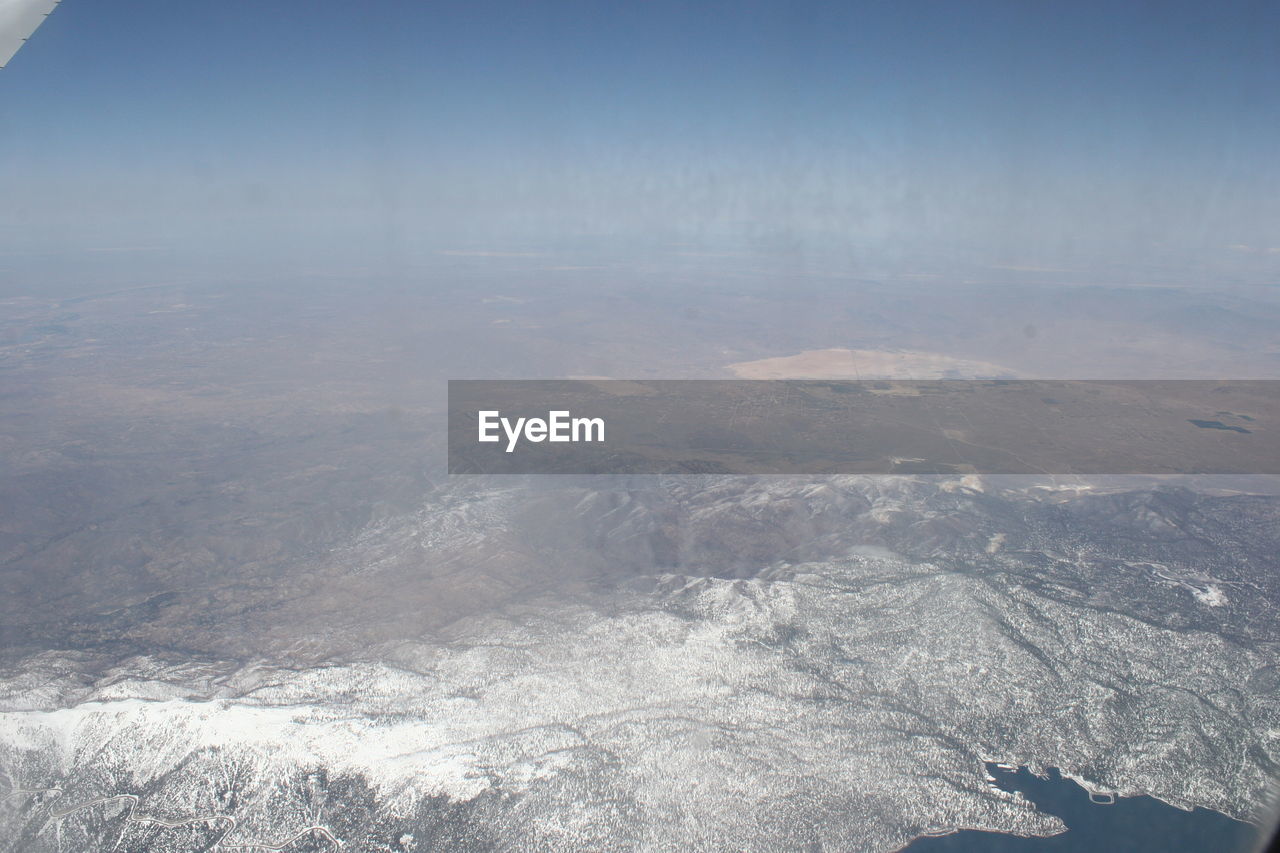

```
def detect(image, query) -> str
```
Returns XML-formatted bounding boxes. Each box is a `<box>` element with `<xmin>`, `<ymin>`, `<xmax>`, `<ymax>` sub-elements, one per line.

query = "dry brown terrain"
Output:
<box><xmin>727</xmin><ymin>348</ymin><xmax>1021</xmax><ymax>379</ymax></box>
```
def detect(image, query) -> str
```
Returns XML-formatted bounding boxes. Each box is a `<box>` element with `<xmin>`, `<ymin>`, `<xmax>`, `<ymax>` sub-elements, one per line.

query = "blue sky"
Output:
<box><xmin>1</xmin><ymin>0</ymin><xmax>1278</xmax><ymax>285</ymax></box>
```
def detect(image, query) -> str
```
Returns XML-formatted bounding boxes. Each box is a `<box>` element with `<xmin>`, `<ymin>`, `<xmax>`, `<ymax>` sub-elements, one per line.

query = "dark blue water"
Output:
<box><xmin>1188</xmin><ymin>418</ymin><xmax>1251</xmax><ymax>434</ymax></box>
<box><xmin>898</xmin><ymin>763</ymin><xmax>1262</xmax><ymax>852</ymax></box>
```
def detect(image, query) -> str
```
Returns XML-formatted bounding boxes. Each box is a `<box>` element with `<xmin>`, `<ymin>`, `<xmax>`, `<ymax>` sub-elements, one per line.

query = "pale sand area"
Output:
<box><xmin>727</xmin><ymin>348</ymin><xmax>1021</xmax><ymax>379</ymax></box>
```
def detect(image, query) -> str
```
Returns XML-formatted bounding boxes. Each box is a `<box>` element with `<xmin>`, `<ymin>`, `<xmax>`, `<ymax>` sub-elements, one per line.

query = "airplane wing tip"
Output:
<box><xmin>0</xmin><ymin>0</ymin><xmax>63</xmax><ymax>70</ymax></box>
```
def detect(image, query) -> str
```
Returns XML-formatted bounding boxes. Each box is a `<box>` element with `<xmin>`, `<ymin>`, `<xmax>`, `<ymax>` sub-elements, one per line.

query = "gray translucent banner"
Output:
<box><xmin>448</xmin><ymin>380</ymin><xmax>1278</xmax><ymax>475</ymax></box>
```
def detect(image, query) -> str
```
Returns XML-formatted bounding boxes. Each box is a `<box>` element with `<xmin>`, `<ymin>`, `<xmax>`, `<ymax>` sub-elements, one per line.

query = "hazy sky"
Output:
<box><xmin>1</xmin><ymin>0</ymin><xmax>1278</xmax><ymax>284</ymax></box>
